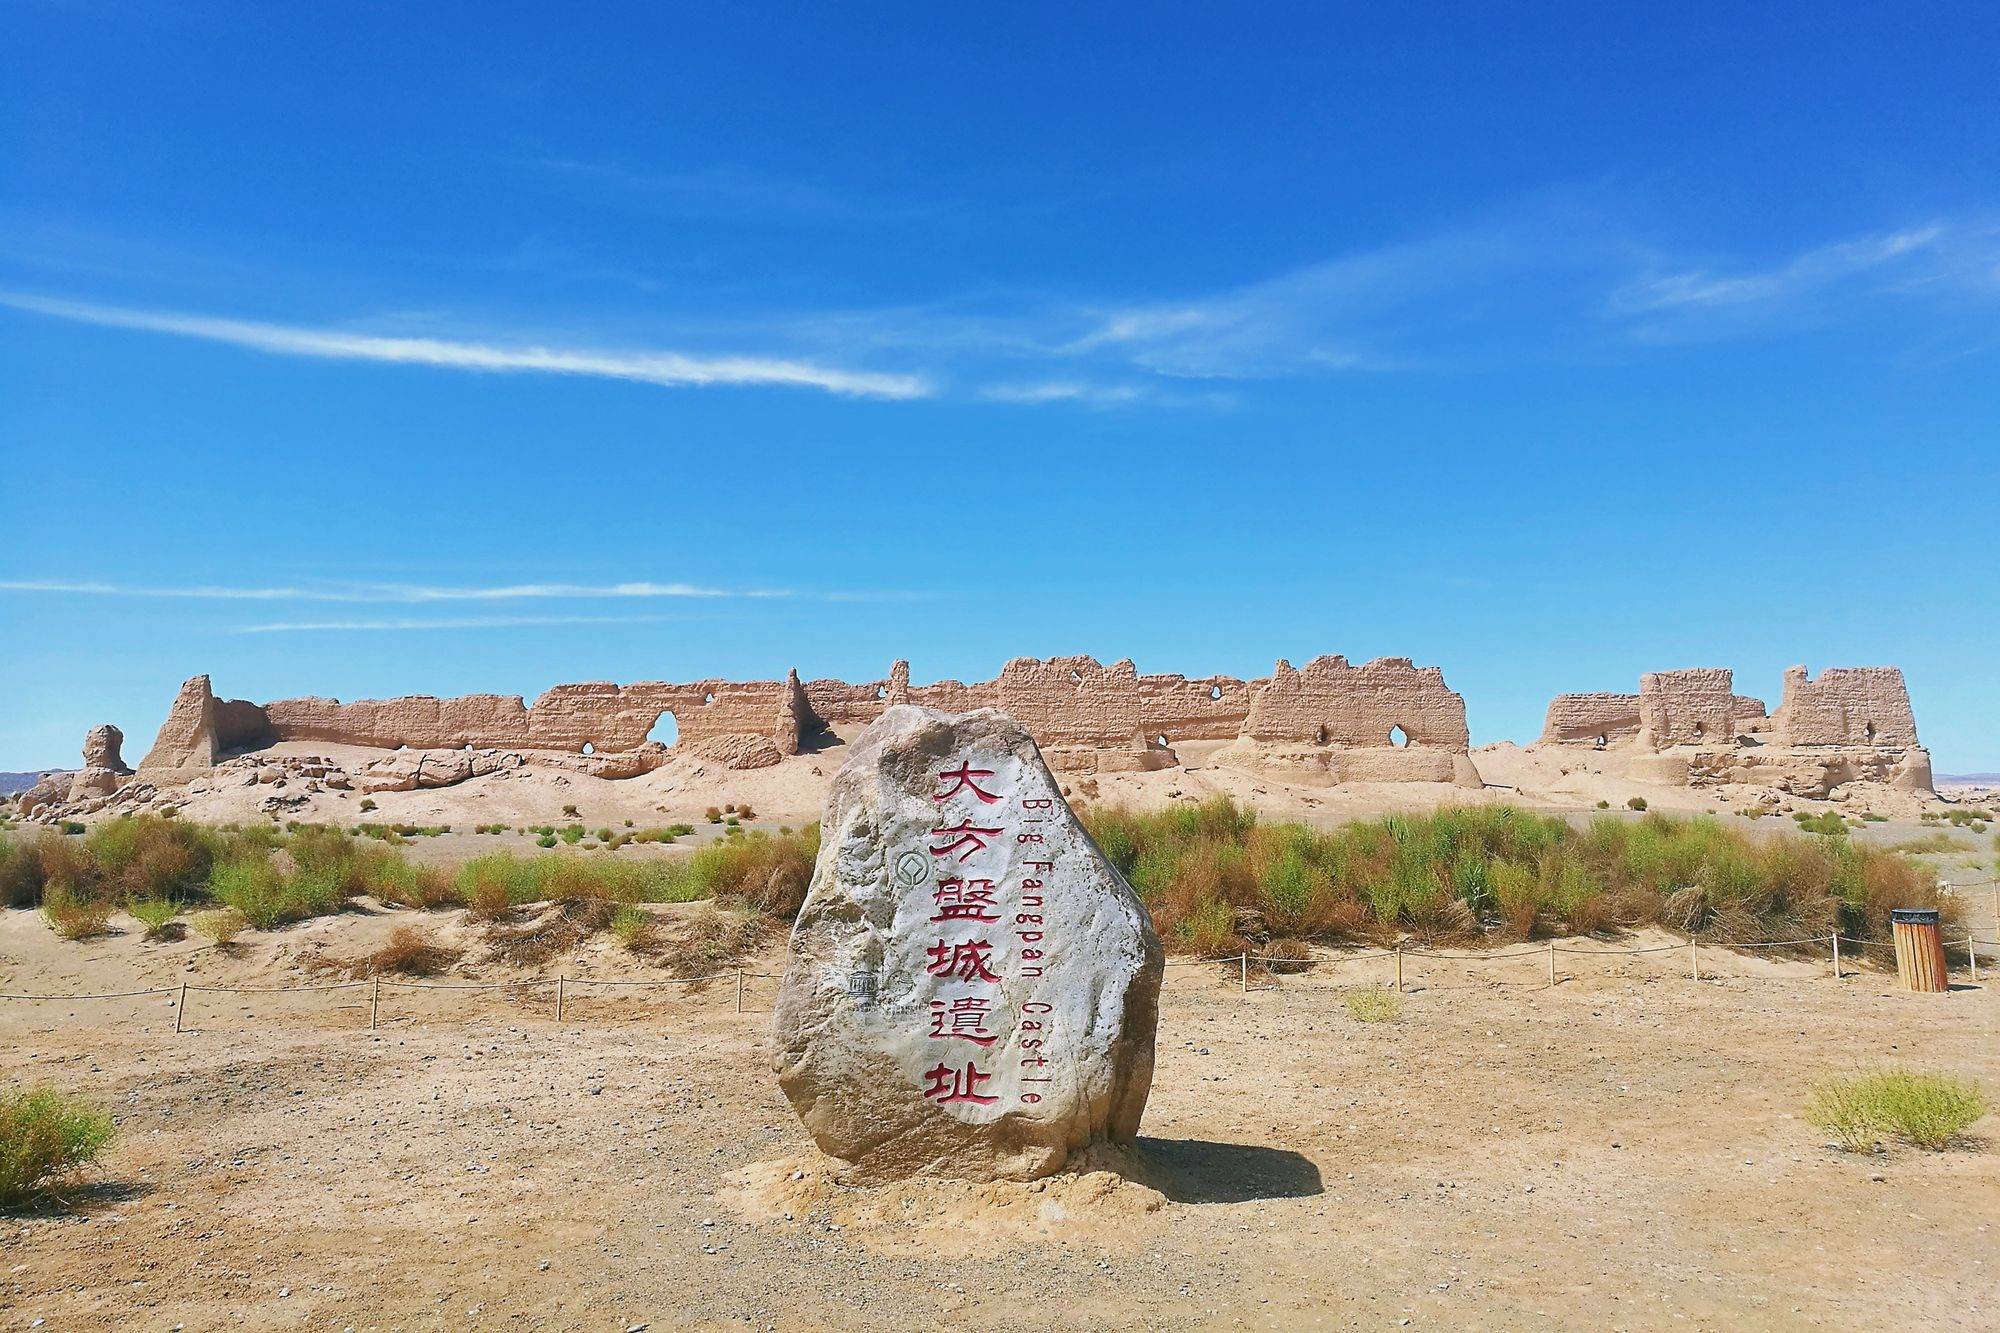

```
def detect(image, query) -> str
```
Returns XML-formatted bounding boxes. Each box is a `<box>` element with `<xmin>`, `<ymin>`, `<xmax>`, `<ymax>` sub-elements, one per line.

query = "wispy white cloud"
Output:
<box><xmin>231</xmin><ymin>614</ymin><xmax>684</xmax><ymax>634</ymax></box>
<box><xmin>2</xmin><ymin>578</ymin><xmax>806</xmax><ymax>602</ymax></box>
<box><xmin>1610</xmin><ymin>225</ymin><xmax>1954</xmax><ymax>313</ymax></box>
<box><xmin>0</xmin><ymin>292</ymin><xmax>930</xmax><ymax>399</ymax></box>
<box><xmin>511</xmin><ymin>157</ymin><xmax>932</xmax><ymax>226</ymax></box>
<box><xmin>979</xmin><ymin>380</ymin><xmax>1146</xmax><ymax>406</ymax></box>
<box><xmin>1608</xmin><ymin>220</ymin><xmax>2000</xmax><ymax>341</ymax></box>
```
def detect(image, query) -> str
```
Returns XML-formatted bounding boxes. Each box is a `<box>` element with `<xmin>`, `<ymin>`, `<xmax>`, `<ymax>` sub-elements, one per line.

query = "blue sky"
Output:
<box><xmin>2</xmin><ymin>2</ymin><xmax>1996</xmax><ymax>772</ymax></box>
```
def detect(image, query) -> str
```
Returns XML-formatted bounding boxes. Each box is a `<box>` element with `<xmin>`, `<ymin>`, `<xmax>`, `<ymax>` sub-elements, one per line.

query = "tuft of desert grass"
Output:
<box><xmin>0</xmin><ymin>1086</ymin><xmax>116</xmax><ymax>1208</ymax></box>
<box><xmin>610</xmin><ymin>903</ymin><xmax>659</xmax><ymax>953</ymax></box>
<box><xmin>1807</xmin><ymin>1069</ymin><xmax>1986</xmax><ymax>1151</ymax></box>
<box><xmin>1344</xmin><ymin>987</ymin><xmax>1402</xmax><ymax>1023</ymax></box>
<box><xmin>1889</xmin><ymin>832</ymin><xmax>1971</xmax><ymax>855</ymax></box>
<box><xmin>127</xmin><ymin>898</ymin><xmax>182</xmax><ymax>941</ymax></box>
<box><xmin>190</xmin><ymin>907</ymin><xmax>246</xmax><ymax>948</ymax></box>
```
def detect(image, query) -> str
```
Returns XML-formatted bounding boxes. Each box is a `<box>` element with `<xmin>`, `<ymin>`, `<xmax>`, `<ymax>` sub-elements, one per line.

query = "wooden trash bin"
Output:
<box><xmin>1891</xmin><ymin>908</ymin><xmax>1950</xmax><ymax>993</ymax></box>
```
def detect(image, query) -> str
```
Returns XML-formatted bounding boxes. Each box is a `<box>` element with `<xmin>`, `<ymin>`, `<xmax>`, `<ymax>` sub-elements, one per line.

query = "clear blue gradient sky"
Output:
<box><xmin>2</xmin><ymin>2</ymin><xmax>1996</xmax><ymax>772</ymax></box>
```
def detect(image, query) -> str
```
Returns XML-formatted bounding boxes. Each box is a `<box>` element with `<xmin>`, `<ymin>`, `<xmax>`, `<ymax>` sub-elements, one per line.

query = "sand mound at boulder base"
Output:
<box><xmin>728</xmin><ymin>1151</ymin><xmax>1165</xmax><ymax>1255</ymax></box>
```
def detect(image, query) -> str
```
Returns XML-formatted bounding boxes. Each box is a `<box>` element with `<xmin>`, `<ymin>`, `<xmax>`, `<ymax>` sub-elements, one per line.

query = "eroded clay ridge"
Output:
<box><xmin>136</xmin><ymin>653</ymin><xmax>1475</xmax><ymax>780</ymax></box>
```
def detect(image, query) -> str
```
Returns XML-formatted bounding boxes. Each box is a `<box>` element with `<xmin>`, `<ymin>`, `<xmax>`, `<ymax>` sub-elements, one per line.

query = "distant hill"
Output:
<box><xmin>0</xmin><ymin>770</ymin><xmax>62</xmax><ymax>795</ymax></box>
<box><xmin>1937</xmin><ymin>773</ymin><xmax>2000</xmax><ymax>785</ymax></box>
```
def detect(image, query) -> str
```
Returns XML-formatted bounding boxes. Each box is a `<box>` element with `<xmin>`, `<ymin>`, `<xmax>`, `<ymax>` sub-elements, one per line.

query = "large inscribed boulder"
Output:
<box><xmin>773</xmin><ymin>705</ymin><xmax>1162</xmax><ymax>1183</ymax></box>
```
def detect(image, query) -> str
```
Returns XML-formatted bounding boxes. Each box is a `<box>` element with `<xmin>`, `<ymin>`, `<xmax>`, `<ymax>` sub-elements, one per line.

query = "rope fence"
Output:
<box><xmin>1</xmin><ymin>930</ymin><xmax>1989</xmax><ymax>1031</ymax></box>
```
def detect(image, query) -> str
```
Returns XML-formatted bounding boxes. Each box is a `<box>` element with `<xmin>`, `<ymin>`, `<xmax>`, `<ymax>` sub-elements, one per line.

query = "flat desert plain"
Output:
<box><xmin>3</xmin><ymin>893</ymin><xmax>1996</xmax><ymax>1331</ymax></box>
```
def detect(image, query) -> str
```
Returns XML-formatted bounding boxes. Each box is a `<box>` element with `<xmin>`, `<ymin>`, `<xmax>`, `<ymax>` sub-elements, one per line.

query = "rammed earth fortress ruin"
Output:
<box><xmin>18</xmin><ymin>653</ymin><xmax>1934</xmax><ymax>819</ymax></box>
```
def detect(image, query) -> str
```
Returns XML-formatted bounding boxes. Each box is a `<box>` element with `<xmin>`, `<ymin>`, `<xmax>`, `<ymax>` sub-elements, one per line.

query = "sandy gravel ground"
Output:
<box><xmin>3</xmin><ymin>913</ymin><xmax>1995</xmax><ymax>1331</ymax></box>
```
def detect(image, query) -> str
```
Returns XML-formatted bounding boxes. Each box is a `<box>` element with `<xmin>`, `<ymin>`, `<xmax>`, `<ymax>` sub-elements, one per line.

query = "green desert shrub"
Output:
<box><xmin>1807</xmin><ymin>1070</ymin><xmax>1987</xmax><ymax>1151</ymax></box>
<box><xmin>0</xmin><ymin>1087</ymin><xmax>116</xmax><ymax>1208</ymax></box>
<box><xmin>128</xmin><ymin>898</ymin><xmax>181</xmax><ymax>940</ymax></box>
<box><xmin>610</xmin><ymin>903</ymin><xmax>658</xmax><ymax>952</ymax></box>
<box><xmin>191</xmin><ymin>906</ymin><xmax>246</xmax><ymax>948</ymax></box>
<box><xmin>41</xmin><ymin>887</ymin><xmax>111</xmax><ymax>940</ymax></box>
<box><xmin>1793</xmin><ymin>810</ymin><xmax>1849</xmax><ymax>836</ymax></box>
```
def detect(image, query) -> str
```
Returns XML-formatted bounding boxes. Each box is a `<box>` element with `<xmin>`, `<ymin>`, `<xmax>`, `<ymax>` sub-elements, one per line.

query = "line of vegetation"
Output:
<box><xmin>0</xmin><ymin>816</ymin><xmax>818</xmax><ymax>939</ymax></box>
<box><xmin>1079</xmin><ymin>798</ymin><xmax>1954</xmax><ymax>955</ymax></box>
<box><xmin>0</xmin><ymin>803</ymin><xmax>1960</xmax><ymax>966</ymax></box>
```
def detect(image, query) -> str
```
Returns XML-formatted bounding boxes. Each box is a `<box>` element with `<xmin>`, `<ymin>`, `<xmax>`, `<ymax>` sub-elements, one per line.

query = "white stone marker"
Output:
<box><xmin>772</xmin><ymin>705</ymin><xmax>1163</xmax><ymax>1182</ymax></box>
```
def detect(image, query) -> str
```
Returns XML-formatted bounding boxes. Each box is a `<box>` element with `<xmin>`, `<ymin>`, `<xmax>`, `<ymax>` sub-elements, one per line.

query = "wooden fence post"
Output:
<box><xmin>174</xmin><ymin>980</ymin><xmax>188</xmax><ymax>1034</ymax></box>
<box><xmin>369</xmin><ymin>976</ymin><xmax>381</xmax><ymax>1030</ymax></box>
<box><xmin>1831</xmin><ymin>933</ymin><xmax>1840</xmax><ymax>979</ymax></box>
<box><xmin>556</xmin><ymin>974</ymin><xmax>566</xmax><ymax>1022</ymax></box>
<box><xmin>1547</xmin><ymin>940</ymin><xmax>1557</xmax><ymax>987</ymax></box>
<box><xmin>735</xmin><ymin>967</ymin><xmax>745</xmax><ymax>1013</ymax></box>
<box><xmin>1970</xmin><ymin>938</ymin><xmax>1979</xmax><ymax>981</ymax></box>
<box><xmin>1690</xmin><ymin>936</ymin><xmax>1699</xmax><ymax>981</ymax></box>
<box><xmin>1394</xmin><ymin>945</ymin><xmax>1404</xmax><ymax>994</ymax></box>
<box><xmin>1239</xmin><ymin>953</ymin><xmax>1248</xmax><ymax>993</ymax></box>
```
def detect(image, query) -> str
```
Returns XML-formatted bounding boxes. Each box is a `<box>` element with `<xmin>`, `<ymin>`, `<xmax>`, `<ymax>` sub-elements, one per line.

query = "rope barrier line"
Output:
<box><xmin>377</xmin><ymin>978</ymin><xmax>554</xmax><ymax>991</ymax></box>
<box><xmin>186</xmin><ymin>980</ymin><xmax>368</xmax><ymax>994</ymax></box>
<box><xmin>0</xmin><ymin>933</ymin><xmax>1983</xmax><ymax>1005</ymax></box>
<box><xmin>0</xmin><ymin>986</ymin><xmax>177</xmax><ymax>1001</ymax></box>
<box><xmin>563</xmin><ymin>974</ymin><xmax>732</xmax><ymax>987</ymax></box>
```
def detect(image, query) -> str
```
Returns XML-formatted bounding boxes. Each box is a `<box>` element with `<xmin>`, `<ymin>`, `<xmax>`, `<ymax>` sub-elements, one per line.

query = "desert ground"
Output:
<box><xmin>3</xmin><ymin>880</ymin><xmax>1996</xmax><ymax>1331</ymax></box>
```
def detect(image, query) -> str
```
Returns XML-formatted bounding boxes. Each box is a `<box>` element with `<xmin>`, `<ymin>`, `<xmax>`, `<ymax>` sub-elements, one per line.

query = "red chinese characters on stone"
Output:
<box><xmin>930</xmin><ymin>877</ymin><xmax>1000</xmax><ymax>923</ymax></box>
<box><xmin>922</xmin><ymin>1061</ymin><xmax>998</xmax><ymax>1105</ymax></box>
<box><xmin>925</xmin><ymin>938</ymin><xmax>1000</xmax><ymax>983</ymax></box>
<box><xmin>928</xmin><ymin>996</ymin><xmax>998</xmax><ymax>1046</ymax></box>
<box><xmin>933</xmin><ymin>762</ymin><xmax>1002</xmax><ymax>804</ymax></box>
<box><xmin>928</xmin><ymin>819</ymin><xmax>1004</xmax><ymax>861</ymax></box>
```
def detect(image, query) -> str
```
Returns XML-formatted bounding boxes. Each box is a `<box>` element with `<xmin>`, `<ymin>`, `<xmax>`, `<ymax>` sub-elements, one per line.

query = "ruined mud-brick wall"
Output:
<box><xmin>805</xmin><ymin>657</ymin><xmax>1255</xmax><ymax>747</ymax></box>
<box><xmin>1772</xmin><ymin>666</ymin><xmax>1918</xmax><ymax>747</ymax></box>
<box><xmin>144</xmin><ymin>652</ymin><xmax>1475</xmax><ymax>775</ymax></box>
<box><xmin>1637</xmin><ymin>669</ymin><xmax>1739</xmax><ymax>748</ymax></box>
<box><xmin>1541</xmin><ymin>688</ymin><xmax>1770</xmax><ymax>745</ymax></box>
<box><xmin>1242</xmin><ymin>657</ymin><xmax>1471</xmax><ymax>748</ymax></box>
<box><xmin>229</xmin><ymin>678</ymin><xmax>803</xmax><ymax>755</ymax></box>
<box><xmin>1540</xmin><ymin>693</ymin><xmax>1642</xmax><ymax>744</ymax></box>
<box><xmin>808</xmin><ymin>655</ymin><xmax>1464</xmax><ymax>753</ymax></box>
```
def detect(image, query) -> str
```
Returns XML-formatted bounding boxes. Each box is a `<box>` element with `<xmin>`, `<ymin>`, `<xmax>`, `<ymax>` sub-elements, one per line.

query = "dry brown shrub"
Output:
<box><xmin>485</xmin><ymin>897</ymin><xmax>618</xmax><ymax>966</ymax></box>
<box><xmin>1661</xmin><ymin>885</ymin><xmax>1710</xmax><ymax>933</ymax></box>
<box><xmin>660</xmin><ymin>904</ymin><xmax>770</xmax><ymax>980</ymax></box>
<box><xmin>1408</xmin><ymin>897</ymin><xmax>1479</xmax><ymax>946</ymax></box>
<box><xmin>1258</xmin><ymin>937</ymin><xmax>1314</xmax><ymax>975</ymax></box>
<box><xmin>463</xmin><ymin>876</ymin><xmax>513</xmax><ymax>922</ymax></box>
<box><xmin>360</xmin><ymin>925</ymin><xmax>460</xmax><ymax>977</ymax></box>
<box><xmin>36</xmin><ymin>839</ymin><xmax>93</xmax><ymax>897</ymax></box>
<box><xmin>1323</xmin><ymin>899</ymin><xmax>1385</xmax><ymax>943</ymax></box>
<box><xmin>751</xmin><ymin>858</ymin><xmax>810</xmax><ymax>918</ymax></box>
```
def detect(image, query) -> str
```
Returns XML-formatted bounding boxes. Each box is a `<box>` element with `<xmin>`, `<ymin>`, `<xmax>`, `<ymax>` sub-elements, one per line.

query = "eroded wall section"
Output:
<box><xmin>141</xmin><ymin>653</ymin><xmax>1476</xmax><ymax>781</ymax></box>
